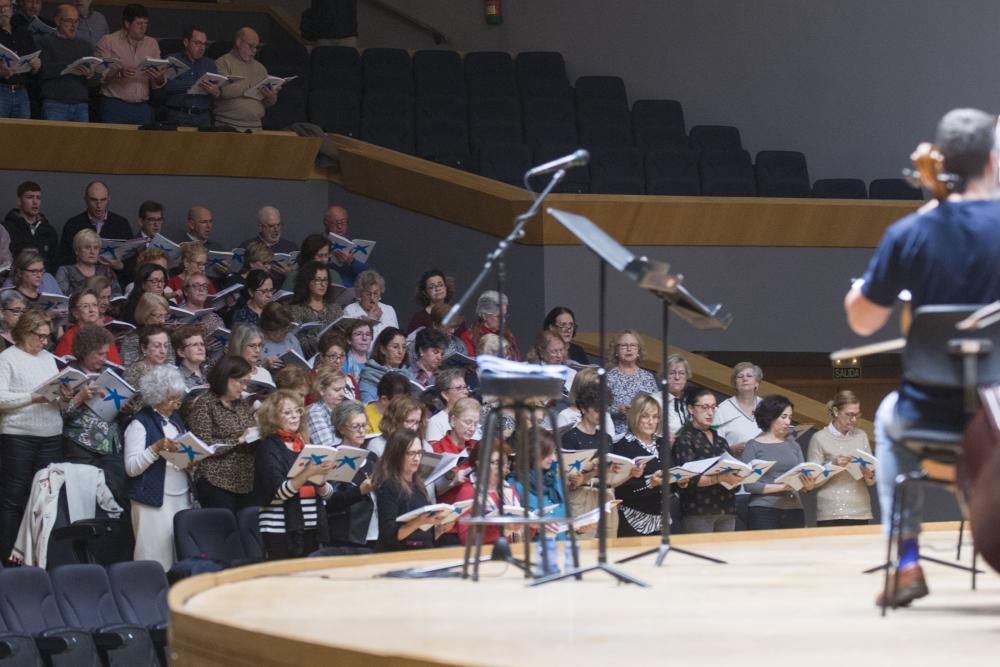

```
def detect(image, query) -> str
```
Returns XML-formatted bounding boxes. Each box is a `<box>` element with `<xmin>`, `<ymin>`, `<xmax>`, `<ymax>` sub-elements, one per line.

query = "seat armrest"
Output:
<box><xmin>149</xmin><ymin>622</ymin><xmax>168</xmax><ymax>647</ymax></box>
<box><xmin>94</xmin><ymin>623</ymin><xmax>148</xmax><ymax>650</ymax></box>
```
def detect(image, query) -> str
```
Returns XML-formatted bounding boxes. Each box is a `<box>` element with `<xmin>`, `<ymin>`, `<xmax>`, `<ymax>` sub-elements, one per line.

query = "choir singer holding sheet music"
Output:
<box><xmin>740</xmin><ymin>395</ymin><xmax>814</xmax><ymax>530</ymax></box>
<box><xmin>255</xmin><ymin>390</ymin><xmax>372</xmax><ymax>560</ymax></box>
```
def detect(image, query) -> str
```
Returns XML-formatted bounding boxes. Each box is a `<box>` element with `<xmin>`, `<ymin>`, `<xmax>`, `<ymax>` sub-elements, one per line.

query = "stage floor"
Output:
<box><xmin>169</xmin><ymin>523</ymin><xmax>999</xmax><ymax>666</ymax></box>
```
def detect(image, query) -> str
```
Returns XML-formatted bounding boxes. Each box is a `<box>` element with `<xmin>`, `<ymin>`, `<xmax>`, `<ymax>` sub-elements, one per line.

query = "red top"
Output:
<box><xmin>55</xmin><ymin>324</ymin><xmax>123</xmax><ymax>365</ymax></box>
<box><xmin>454</xmin><ymin>478</ymin><xmax>521</xmax><ymax>546</ymax></box>
<box><xmin>430</xmin><ymin>432</ymin><xmax>476</xmax><ymax>532</ymax></box>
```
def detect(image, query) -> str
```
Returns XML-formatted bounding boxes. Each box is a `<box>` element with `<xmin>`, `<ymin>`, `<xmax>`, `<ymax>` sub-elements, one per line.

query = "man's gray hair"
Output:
<box><xmin>257</xmin><ymin>205</ymin><xmax>280</xmax><ymax>224</ymax></box>
<box><xmin>476</xmin><ymin>290</ymin><xmax>507</xmax><ymax>317</ymax></box>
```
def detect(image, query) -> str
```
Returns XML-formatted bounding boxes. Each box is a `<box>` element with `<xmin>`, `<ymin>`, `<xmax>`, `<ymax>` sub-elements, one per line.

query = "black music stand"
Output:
<box><xmin>535</xmin><ymin>209</ymin><xmax>731</xmax><ymax>584</ymax></box>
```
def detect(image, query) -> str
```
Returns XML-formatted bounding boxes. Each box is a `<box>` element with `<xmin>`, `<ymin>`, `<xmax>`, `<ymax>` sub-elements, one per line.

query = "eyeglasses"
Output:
<box><xmin>143</xmin><ymin>216</ymin><xmax>164</xmax><ymax>223</ymax></box>
<box><xmin>552</xmin><ymin>322</ymin><xmax>575</xmax><ymax>330</ymax></box>
<box><xmin>448</xmin><ymin>384</ymin><xmax>469</xmax><ymax>393</ymax></box>
<box><xmin>691</xmin><ymin>403</ymin><xmax>717</xmax><ymax>411</ymax></box>
<box><xmin>324</xmin><ymin>351</ymin><xmax>346</xmax><ymax>360</ymax></box>
<box><xmin>347</xmin><ymin>422</ymin><xmax>368</xmax><ymax>433</ymax></box>
<box><xmin>145</xmin><ymin>278</ymin><xmax>165</xmax><ymax>286</ymax></box>
<box><xmin>311</xmin><ymin>277</ymin><xmax>329</xmax><ymax>284</ymax></box>
<box><xmin>667</xmin><ymin>370</ymin><xmax>688</xmax><ymax>378</ymax></box>
<box><xmin>2</xmin><ymin>307</ymin><xmax>25</xmax><ymax>315</ymax></box>
<box><xmin>245</xmin><ymin>342</ymin><xmax>263</xmax><ymax>350</ymax></box>
<box><xmin>839</xmin><ymin>411</ymin><xmax>862</xmax><ymax>419</ymax></box>
<box><xmin>24</xmin><ymin>268</ymin><xmax>44</xmax><ymax>275</ymax></box>
<box><xmin>32</xmin><ymin>330</ymin><xmax>51</xmax><ymax>341</ymax></box>
<box><xmin>184</xmin><ymin>340</ymin><xmax>206</xmax><ymax>349</ymax></box>
<box><xmin>405</xmin><ymin>449</ymin><xmax>423</xmax><ymax>458</ymax></box>
<box><xmin>189</xmin><ymin>283</ymin><xmax>210</xmax><ymax>291</ymax></box>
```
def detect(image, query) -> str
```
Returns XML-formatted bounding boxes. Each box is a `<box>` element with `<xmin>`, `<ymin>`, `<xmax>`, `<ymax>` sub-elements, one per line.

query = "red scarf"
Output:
<box><xmin>280</xmin><ymin>431</ymin><xmax>316</xmax><ymax>498</ymax></box>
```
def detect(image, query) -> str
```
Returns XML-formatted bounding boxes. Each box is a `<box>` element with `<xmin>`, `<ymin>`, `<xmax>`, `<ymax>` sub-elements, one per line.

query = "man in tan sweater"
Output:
<box><xmin>214</xmin><ymin>26</ymin><xmax>277</xmax><ymax>131</ymax></box>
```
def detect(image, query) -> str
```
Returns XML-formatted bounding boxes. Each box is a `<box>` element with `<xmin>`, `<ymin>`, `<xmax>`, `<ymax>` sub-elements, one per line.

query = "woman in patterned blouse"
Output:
<box><xmin>606</xmin><ymin>329</ymin><xmax>658</xmax><ymax>436</ymax></box>
<box><xmin>612</xmin><ymin>393</ymin><xmax>666</xmax><ymax>537</ymax></box>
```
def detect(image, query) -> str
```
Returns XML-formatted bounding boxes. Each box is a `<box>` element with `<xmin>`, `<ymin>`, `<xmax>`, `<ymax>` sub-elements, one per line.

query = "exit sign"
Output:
<box><xmin>834</xmin><ymin>366</ymin><xmax>862</xmax><ymax>379</ymax></box>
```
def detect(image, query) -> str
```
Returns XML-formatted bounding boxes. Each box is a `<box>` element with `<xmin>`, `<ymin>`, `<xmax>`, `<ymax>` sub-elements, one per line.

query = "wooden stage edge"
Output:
<box><xmin>169</xmin><ymin>521</ymin><xmax>999</xmax><ymax>666</ymax></box>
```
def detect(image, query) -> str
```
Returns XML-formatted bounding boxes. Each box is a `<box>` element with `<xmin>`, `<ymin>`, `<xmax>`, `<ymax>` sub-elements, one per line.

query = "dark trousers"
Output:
<box><xmin>100</xmin><ymin>96</ymin><xmax>153</xmax><ymax>125</ymax></box>
<box><xmin>194</xmin><ymin>479</ymin><xmax>255</xmax><ymax>513</ymax></box>
<box><xmin>262</xmin><ymin>530</ymin><xmax>320</xmax><ymax>561</ymax></box>
<box><xmin>747</xmin><ymin>506</ymin><xmax>805</xmax><ymax>530</ymax></box>
<box><xmin>0</xmin><ymin>434</ymin><xmax>63</xmax><ymax>561</ymax></box>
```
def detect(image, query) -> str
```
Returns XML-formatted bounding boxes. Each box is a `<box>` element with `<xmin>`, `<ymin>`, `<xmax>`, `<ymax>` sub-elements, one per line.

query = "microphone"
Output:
<box><xmin>525</xmin><ymin>149</ymin><xmax>590</xmax><ymax>179</ymax></box>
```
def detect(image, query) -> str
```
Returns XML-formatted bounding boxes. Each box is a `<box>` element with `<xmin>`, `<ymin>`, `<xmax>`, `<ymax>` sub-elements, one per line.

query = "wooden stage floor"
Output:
<box><xmin>169</xmin><ymin>523</ymin><xmax>1000</xmax><ymax>666</ymax></box>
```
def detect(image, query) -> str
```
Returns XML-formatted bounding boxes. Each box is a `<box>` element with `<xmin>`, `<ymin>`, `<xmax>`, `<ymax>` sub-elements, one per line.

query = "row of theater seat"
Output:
<box><xmin>0</xmin><ymin>562</ymin><xmax>168</xmax><ymax>667</ymax></box>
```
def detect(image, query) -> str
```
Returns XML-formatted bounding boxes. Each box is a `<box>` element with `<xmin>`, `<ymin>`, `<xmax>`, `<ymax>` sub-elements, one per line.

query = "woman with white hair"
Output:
<box><xmin>460</xmin><ymin>290</ymin><xmax>520</xmax><ymax>360</ymax></box>
<box><xmin>55</xmin><ymin>229</ymin><xmax>122</xmax><ymax>297</ymax></box>
<box><xmin>0</xmin><ymin>289</ymin><xmax>27</xmax><ymax>351</ymax></box>
<box><xmin>342</xmin><ymin>269</ymin><xmax>398</xmax><ymax>341</ymax></box>
<box><xmin>124</xmin><ymin>364</ymin><xmax>190</xmax><ymax>569</ymax></box>
<box><xmin>713</xmin><ymin>361</ymin><xmax>764</xmax><ymax>456</ymax></box>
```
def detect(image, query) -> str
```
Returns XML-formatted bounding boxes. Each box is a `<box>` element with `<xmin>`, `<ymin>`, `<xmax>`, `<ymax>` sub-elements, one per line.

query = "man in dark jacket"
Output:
<box><xmin>0</xmin><ymin>0</ymin><xmax>41</xmax><ymax>118</ymax></box>
<box><xmin>58</xmin><ymin>180</ymin><xmax>134</xmax><ymax>267</ymax></box>
<box><xmin>2</xmin><ymin>181</ymin><xmax>58</xmax><ymax>272</ymax></box>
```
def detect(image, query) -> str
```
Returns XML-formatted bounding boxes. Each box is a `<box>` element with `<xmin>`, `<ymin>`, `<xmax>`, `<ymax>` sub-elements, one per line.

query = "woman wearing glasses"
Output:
<box><xmin>806</xmin><ymin>390</ymin><xmax>876</xmax><ymax>527</ymax></box>
<box><xmin>341</xmin><ymin>319</ymin><xmax>373</xmax><ymax>383</ymax></box>
<box><xmin>228</xmin><ymin>323</ymin><xmax>273</xmax><ymax>386</ymax></box>
<box><xmin>124</xmin><ymin>323</ymin><xmax>173</xmax><ymax>390</ymax></box>
<box><xmin>177</xmin><ymin>273</ymin><xmax>225</xmax><ymax>362</ymax></box>
<box><xmin>255</xmin><ymin>390</ymin><xmax>372</xmax><ymax>560</ymax></box>
<box><xmin>406</xmin><ymin>268</ymin><xmax>454</xmax><ymax>334</ymax></box>
<box><xmin>342</xmin><ymin>270</ymin><xmax>398</xmax><ymax>342</ymax></box>
<box><xmin>327</xmin><ymin>400</ymin><xmax>379</xmax><ymax>549</ymax></box>
<box><xmin>713</xmin><ymin>362</ymin><xmax>763</xmax><ymax>456</ymax></box>
<box><xmin>543</xmin><ymin>306</ymin><xmax>588</xmax><ymax>365</ymax></box>
<box><xmin>606</xmin><ymin>329</ymin><xmax>657</xmax><ymax>437</ymax></box>
<box><xmin>287</xmin><ymin>260</ymin><xmax>343</xmax><ymax>359</ymax></box>
<box><xmin>55</xmin><ymin>229</ymin><xmax>122</xmax><ymax>298</ymax></box>
<box><xmin>0</xmin><ymin>290</ymin><xmax>28</xmax><ymax>350</ymax></box>
<box><xmin>231</xmin><ymin>269</ymin><xmax>274</xmax><ymax>328</ymax></box>
<box><xmin>120</xmin><ymin>263</ymin><xmax>168</xmax><ymax>323</ymax></box>
<box><xmin>186</xmin><ymin>356</ymin><xmax>260</xmax><ymax>512</ymax></box>
<box><xmin>55</xmin><ymin>289</ymin><xmax>123</xmax><ymax>365</ymax></box>
<box><xmin>673</xmin><ymin>388</ymin><xmax>742</xmax><ymax>533</ymax></box>
<box><xmin>612</xmin><ymin>394</ymin><xmax>667</xmax><ymax>537</ymax></box>
<box><xmin>430</xmin><ymin>397</ymin><xmax>480</xmax><ymax>535</ymax></box>
<box><xmin>167</xmin><ymin>242</ymin><xmax>216</xmax><ymax>296</ymax></box>
<box><xmin>316</xmin><ymin>330</ymin><xmax>359</xmax><ymax>399</ymax></box>
<box><xmin>0</xmin><ymin>311</ymin><xmax>80</xmax><ymax>563</ymax></box>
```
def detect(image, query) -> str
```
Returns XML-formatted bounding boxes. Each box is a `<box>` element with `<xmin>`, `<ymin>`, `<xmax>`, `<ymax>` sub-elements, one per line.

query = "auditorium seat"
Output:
<box><xmin>235</xmin><ymin>507</ymin><xmax>265</xmax><ymax>563</ymax></box>
<box><xmin>205</xmin><ymin>40</ymin><xmax>231</xmax><ymax>61</ymax></box>
<box><xmin>51</xmin><ymin>564</ymin><xmax>158</xmax><ymax>667</ymax></box>
<box><xmin>811</xmin><ymin>178</ymin><xmax>868</xmax><ymax>199</ymax></box>
<box><xmin>464</xmin><ymin>51</ymin><xmax>518</xmax><ymax>100</ymax></box>
<box><xmin>478</xmin><ymin>143</ymin><xmax>533</xmax><ymax>187</ymax></box>
<box><xmin>173</xmin><ymin>508</ymin><xmax>252</xmax><ymax>568</ymax></box>
<box><xmin>645</xmin><ymin>148</ymin><xmax>701</xmax><ymax>195</ymax></box>
<box><xmin>516</xmin><ymin>51</ymin><xmax>572</xmax><ymax>100</ymax></box>
<box><xmin>754</xmin><ymin>150</ymin><xmax>811</xmax><ymax>197</ymax></box>
<box><xmin>469</xmin><ymin>96</ymin><xmax>523</xmax><ymax>150</ymax></box>
<box><xmin>258</xmin><ymin>42</ymin><xmax>308</xmax><ymax>80</ymax></box>
<box><xmin>699</xmin><ymin>149</ymin><xmax>757</xmax><ymax>196</ymax></box>
<box><xmin>413</xmin><ymin>49</ymin><xmax>465</xmax><ymax>97</ymax></box>
<box><xmin>523</xmin><ymin>96</ymin><xmax>577</xmax><ymax>149</ymax></box>
<box><xmin>362</xmin><ymin>114</ymin><xmax>416</xmax><ymax>154</ymax></box>
<box><xmin>525</xmin><ymin>121</ymin><xmax>578</xmax><ymax>151</ymax></box>
<box><xmin>262</xmin><ymin>82</ymin><xmax>308</xmax><ymax>131</ymax></box>
<box><xmin>108</xmin><ymin>560</ymin><xmax>170</xmax><ymax>663</ymax></box>
<box><xmin>309</xmin><ymin>46</ymin><xmax>362</xmax><ymax>93</ymax></box>
<box><xmin>416</xmin><ymin>118</ymin><xmax>473</xmax><ymax>170</ymax></box>
<box><xmin>0</xmin><ymin>610</ymin><xmax>41</xmax><ymax>667</ymax></box>
<box><xmin>590</xmin><ymin>146</ymin><xmax>645</xmax><ymax>194</ymax></box>
<box><xmin>574</xmin><ymin>75</ymin><xmax>628</xmax><ymax>107</ymax></box>
<box><xmin>632</xmin><ymin>99</ymin><xmax>686</xmax><ymax>150</ymax></box>
<box><xmin>534</xmin><ymin>143</ymin><xmax>589</xmax><ymax>193</ymax></box>
<box><xmin>362</xmin><ymin>47</ymin><xmax>413</xmax><ymax>94</ymax></box>
<box><xmin>869</xmin><ymin>178</ymin><xmax>923</xmax><ymax>200</ymax></box>
<box><xmin>308</xmin><ymin>89</ymin><xmax>362</xmax><ymax>135</ymax></box>
<box><xmin>416</xmin><ymin>94</ymin><xmax>467</xmax><ymax>125</ymax></box>
<box><xmin>0</xmin><ymin>567</ymin><xmax>100</xmax><ymax>666</ymax></box>
<box><xmin>578</xmin><ymin>98</ymin><xmax>632</xmax><ymax>147</ymax></box>
<box><xmin>689</xmin><ymin>124</ymin><xmax>743</xmax><ymax>151</ymax></box>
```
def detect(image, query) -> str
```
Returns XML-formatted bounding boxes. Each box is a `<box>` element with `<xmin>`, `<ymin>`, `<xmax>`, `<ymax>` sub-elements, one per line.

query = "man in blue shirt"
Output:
<box><xmin>844</xmin><ymin>108</ymin><xmax>1000</xmax><ymax>608</ymax></box>
<box><xmin>163</xmin><ymin>25</ymin><xmax>219</xmax><ymax>128</ymax></box>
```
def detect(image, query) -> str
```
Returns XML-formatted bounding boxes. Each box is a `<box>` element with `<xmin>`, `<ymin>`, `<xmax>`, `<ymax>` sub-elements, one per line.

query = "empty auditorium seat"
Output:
<box><xmin>869</xmin><ymin>178</ymin><xmax>923</xmax><ymax>200</ymax></box>
<box><xmin>645</xmin><ymin>148</ymin><xmax>701</xmax><ymax>196</ymax></box>
<box><xmin>523</xmin><ymin>96</ymin><xmax>577</xmax><ymax>148</ymax></box>
<box><xmin>578</xmin><ymin>99</ymin><xmax>632</xmax><ymax>147</ymax></box>
<box><xmin>478</xmin><ymin>143</ymin><xmax>533</xmax><ymax>187</ymax></box>
<box><xmin>590</xmin><ymin>146</ymin><xmax>645</xmax><ymax>194</ymax></box>
<box><xmin>811</xmin><ymin>178</ymin><xmax>868</xmax><ymax>199</ymax></box>
<box><xmin>699</xmin><ymin>149</ymin><xmax>756</xmax><ymax>196</ymax></box>
<box><xmin>516</xmin><ymin>51</ymin><xmax>571</xmax><ymax>99</ymax></box>
<box><xmin>109</xmin><ymin>560</ymin><xmax>170</xmax><ymax>662</ymax></box>
<box><xmin>262</xmin><ymin>83</ymin><xmax>308</xmax><ymax>131</ymax></box>
<box><xmin>362</xmin><ymin>115</ymin><xmax>416</xmax><ymax>154</ymax></box>
<box><xmin>574</xmin><ymin>75</ymin><xmax>628</xmax><ymax>106</ymax></box>
<box><xmin>51</xmin><ymin>564</ymin><xmax>158</xmax><ymax>667</ymax></box>
<box><xmin>413</xmin><ymin>49</ymin><xmax>465</xmax><ymax>97</ymax></box>
<box><xmin>469</xmin><ymin>96</ymin><xmax>522</xmax><ymax>149</ymax></box>
<box><xmin>0</xmin><ymin>567</ymin><xmax>99</xmax><ymax>666</ymax></box>
<box><xmin>525</xmin><ymin>122</ymin><xmax>578</xmax><ymax>151</ymax></box>
<box><xmin>307</xmin><ymin>89</ymin><xmax>361</xmax><ymax>135</ymax></box>
<box><xmin>464</xmin><ymin>51</ymin><xmax>518</xmax><ymax>100</ymax></box>
<box><xmin>0</xmin><ymin>608</ymin><xmax>42</xmax><ymax>667</ymax></box>
<box><xmin>416</xmin><ymin>118</ymin><xmax>473</xmax><ymax>170</ymax></box>
<box><xmin>754</xmin><ymin>150</ymin><xmax>811</xmax><ymax>197</ymax></box>
<box><xmin>689</xmin><ymin>125</ymin><xmax>743</xmax><ymax>151</ymax></box>
<box><xmin>362</xmin><ymin>47</ymin><xmax>412</xmax><ymax>94</ymax></box>
<box><xmin>534</xmin><ymin>143</ymin><xmax>589</xmax><ymax>193</ymax></box>
<box><xmin>415</xmin><ymin>94</ymin><xmax>467</xmax><ymax>124</ymax></box>
<box><xmin>309</xmin><ymin>46</ymin><xmax>362</xmax><ymax>92</ymax></box>
<box><xmin>173</xmin><ymin>508</ymin><xmax>252</xmax><ymax>567</ymax></box>
<box><xmin>632</xmin><ymin>99</ymin><xmax>686</xmax><ymax>150</ymax></box>
<box><xmin>235</xmin><ymin>507</ymin><xmax>265</xmax><ymax>563</ymax></box>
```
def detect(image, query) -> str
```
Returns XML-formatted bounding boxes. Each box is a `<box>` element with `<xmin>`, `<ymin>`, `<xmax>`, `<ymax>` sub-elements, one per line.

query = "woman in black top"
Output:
<box><xmin>543</xmin><ymin>307</ymin><xmax>588</xmax><ymax>365</ymax></box>
<box><xmin>372</xmin><ymin>428</ymin><xmax>455</xmax><ymax>551</ymax></box>
<box><xmin>672</xmin><ymin>387</ymin><xmax>743</xmax><ymax>533</ymax></box>
<box><xmin>255</xmin><ymin>389</ymin><xmax>372</xmax><ymax>560</ymax></box>
<box><xmin>611</xmin><ymin>393</ymin><xmax>665</xmax><ymax>537</ymax></box>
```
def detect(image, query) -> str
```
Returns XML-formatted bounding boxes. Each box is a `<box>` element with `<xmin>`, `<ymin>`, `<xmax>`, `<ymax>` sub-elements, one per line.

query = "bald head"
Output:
<box><xmin>324</xmin><ymin>205</ymin><xmax>348</xmax><ymax>236</ymax></box>
<box><xmin>233</xmin><ymin>26</ymin><xmax>260</xmax><ymax>63</ymax></box>
<box><xmin>187</xmin><ymin>206</ymin><xmax>213</xmax><ymax>241</ymax></box>
<box><xmin>55</xmin><ymin>4</ymin><xmax>79</xmax><ymax>38</ymax></box>
<box><xmin>84</xmin><ymin>181</ymin><xmax>109</xmax><ymax>219</ymax></box>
